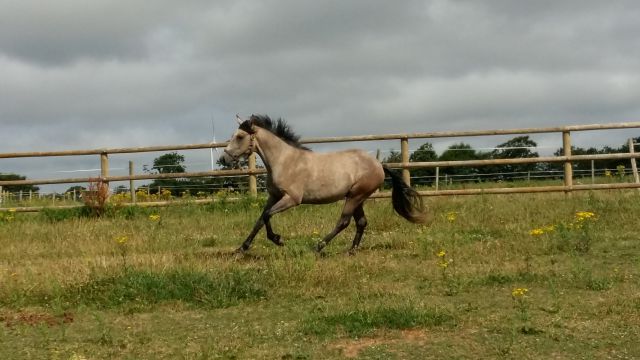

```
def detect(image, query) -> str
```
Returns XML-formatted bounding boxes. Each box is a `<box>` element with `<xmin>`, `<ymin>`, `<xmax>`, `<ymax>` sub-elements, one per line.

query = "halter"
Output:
<box><xmin>245</xmin><ymin>133</ymin><xmax>256</xmax><ymax>156</ymax></box>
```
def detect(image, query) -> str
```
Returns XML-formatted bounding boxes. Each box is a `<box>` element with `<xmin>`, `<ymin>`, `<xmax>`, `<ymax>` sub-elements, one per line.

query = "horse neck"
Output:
<box><xmin>254</xmin><ymin>128</ymin><xmax>300</xmax><ymax>172</ymax></box>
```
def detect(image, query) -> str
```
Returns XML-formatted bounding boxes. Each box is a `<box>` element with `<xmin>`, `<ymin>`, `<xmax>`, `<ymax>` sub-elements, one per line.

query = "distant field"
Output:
<box><xmin>1</xmin><ymin>190</ymin><xmax>639</xmax><ymax>359</ymax></box>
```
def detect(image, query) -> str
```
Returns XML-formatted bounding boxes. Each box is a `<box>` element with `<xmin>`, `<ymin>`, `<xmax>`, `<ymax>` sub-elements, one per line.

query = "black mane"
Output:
<box><xmin>246</xmin><ymin>114</ymin><xmax>311</xmax><ymax>151</ymax></box>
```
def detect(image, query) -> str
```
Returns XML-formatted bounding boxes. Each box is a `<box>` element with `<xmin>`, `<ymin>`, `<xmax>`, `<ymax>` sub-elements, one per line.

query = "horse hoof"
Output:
<box><xmin>270</xmin><ymin>234</ymin><xmax>284</xmax><ymax>246</ymax></box>
<box><xmin>348</xmin><ymin>248</ymin><xmax>357</xmax><ymax>256</ymax></box>
<box><xmin>315</xmin><ymin>242</ymin><xmax>325</xmax><ymax>253</ymax></box>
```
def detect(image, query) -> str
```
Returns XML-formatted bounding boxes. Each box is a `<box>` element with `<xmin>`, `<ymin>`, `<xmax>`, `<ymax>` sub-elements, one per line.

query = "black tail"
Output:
<box><xmin>383</xmin><ymin>166</ymin><xmax>429</xmax><ymax>224</ymax></box>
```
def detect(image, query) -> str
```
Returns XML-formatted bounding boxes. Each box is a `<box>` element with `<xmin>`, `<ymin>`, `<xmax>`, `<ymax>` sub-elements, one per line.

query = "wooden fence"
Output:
<box><xmin>1</xmin><ymin>122</ymin><xmax>640</xmax><ymax>211</ymax></box>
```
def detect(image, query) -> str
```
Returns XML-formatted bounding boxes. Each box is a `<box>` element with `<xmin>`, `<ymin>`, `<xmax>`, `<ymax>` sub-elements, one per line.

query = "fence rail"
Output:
<box><xmin>2</xmin><ymin>121</ymin><xmax>640</xmax><ymax>211</ymax></box>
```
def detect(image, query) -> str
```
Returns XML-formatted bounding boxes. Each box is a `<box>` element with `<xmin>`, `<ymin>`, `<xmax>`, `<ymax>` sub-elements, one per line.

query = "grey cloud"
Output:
<box><xmin>0</xmin><ymin>0</ymin><xmax>215</xmax><ymax>65</ymax></box>
<box><xmin>1</xmin><ymin>1</ymin><xmax>640</xmax><ymax>192</ymax></box>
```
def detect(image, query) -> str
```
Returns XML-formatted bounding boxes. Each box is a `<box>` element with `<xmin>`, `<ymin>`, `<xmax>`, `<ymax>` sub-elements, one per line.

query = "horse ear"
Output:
<box><xmin>236</xmin><ymin>114</ymin><xmax>244</xmax><ymax>125</ymax></box>
<box><xmin>238</xmin><ymin>120</ymin><xmax>256</xmax><ymax>134</ymax></box>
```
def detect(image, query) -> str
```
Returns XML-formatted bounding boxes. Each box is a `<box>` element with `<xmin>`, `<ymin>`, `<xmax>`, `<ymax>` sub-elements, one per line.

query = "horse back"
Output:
<box><xmin>280</xmin><ymin>149</ymin><xmax>384</xmax><ymax>204</ymax></box>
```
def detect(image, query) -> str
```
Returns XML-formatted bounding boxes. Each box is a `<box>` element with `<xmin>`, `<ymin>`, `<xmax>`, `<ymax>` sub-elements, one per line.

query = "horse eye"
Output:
<box><xmin>237</xmin><ymin>134</ymin><xmax>245</xmax><ymax>140</ymax></box>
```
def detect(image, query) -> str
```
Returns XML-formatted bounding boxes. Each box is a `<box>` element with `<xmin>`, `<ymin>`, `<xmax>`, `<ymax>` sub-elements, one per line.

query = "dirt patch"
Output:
<box><xmin>330</xmin><ymin>329</ymin><xmax>429</xmax><ymax>358</ymax></box>
<box><xmin>0</xmin><ymin>310</ymin><xmax>74</xmax><ymax>328</ymax></box>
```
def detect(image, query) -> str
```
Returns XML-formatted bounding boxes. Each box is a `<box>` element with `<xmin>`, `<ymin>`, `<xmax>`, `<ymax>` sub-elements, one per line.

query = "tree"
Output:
<box><xmin>549</xmin><ymin>136</ymin><xmax>640</xmax><ymax>177</ymax></box>
<box><xmin>488</xmin><ymin>136</ymin><xmax>539</xmax><ymax>179</ymax></box>
<box><xmin>0</xmin><ymin>173</ymin><xmax>40</xmax><ymax>193</ymax></box>
<box><xmin>150</xmin><ymin>152</ymin><xmax>186</xmax><ymax>174</ymax></box>
<box><xmin>409</xmin><ymin>142</ymin><xmax>438</xmax><ymax>185</ymax></box>
<box><xmin>547</xmin><ymin>146</ymin><xmax>602</xmax><ymax>177</ymax></box>
<box><xmin>438</xmin><ymin>143</ymin><xmax>483</xmax><ymax>178</ymax></box>
<box><xmin>146</xmin><ymin>152</ymin><xmax>190</xmax><ymax>196</ymax></box>
<box><xmin>383</xmin><ymin>149</ymin><xmax>402</xmax><ymax>164</ymax></box>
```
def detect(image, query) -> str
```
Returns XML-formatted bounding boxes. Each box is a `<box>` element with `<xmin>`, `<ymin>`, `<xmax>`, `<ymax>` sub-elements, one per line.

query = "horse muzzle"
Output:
<box><xmin>219</xmin><ymin>150</ymin><xmax>237</xmax><ymax>166</ymax></box>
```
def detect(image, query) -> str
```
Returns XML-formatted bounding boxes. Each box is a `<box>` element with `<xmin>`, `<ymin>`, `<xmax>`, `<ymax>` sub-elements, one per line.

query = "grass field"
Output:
<box><xmin>1</xmin><ymin>190</ymin><xmax>639</xmax><ymax>359</ymax></box>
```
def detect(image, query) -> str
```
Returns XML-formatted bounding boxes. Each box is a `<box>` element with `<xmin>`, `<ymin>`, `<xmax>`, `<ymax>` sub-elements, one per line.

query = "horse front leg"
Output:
<box><xmin>264</xmin><ymin>217</ymin><xmax>283</xmax><ymax>246</ymax></box>
<box><xmin>237</xmin><ymin>195</ymin><xmax>279</xmax><ymax>252</ymax></box>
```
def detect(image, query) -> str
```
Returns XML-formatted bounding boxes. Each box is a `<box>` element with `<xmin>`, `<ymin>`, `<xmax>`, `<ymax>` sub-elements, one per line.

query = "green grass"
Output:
<box><xmin>1</xmin><ymin>190</ymin><xmax>639</xmax><ymax>359</ymax></box>
<box><xmin>2</xmin><ymin>268</ymin><xmax>266</xmax><ymax>311</ymax></box>
<box><xmin>303</xmin><ymin>305</ymin><xmax>455</xmax><ymax>337</ymax></box>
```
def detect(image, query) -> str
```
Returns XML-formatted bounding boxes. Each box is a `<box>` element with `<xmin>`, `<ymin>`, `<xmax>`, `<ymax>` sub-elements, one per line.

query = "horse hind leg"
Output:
<box><xmin>315</xmin><ymin>212</ymin><xmax>351</xmax><ymax>253</ymax></box>
<box><xmin>315</xmin><ymin>198</ymin><xmax>364</xmax><ymax>253</ymax></box>
<box><xmin>349</xmin><ymin>204</ymin><xmax>367</xmax><ymax>255</ymax></box>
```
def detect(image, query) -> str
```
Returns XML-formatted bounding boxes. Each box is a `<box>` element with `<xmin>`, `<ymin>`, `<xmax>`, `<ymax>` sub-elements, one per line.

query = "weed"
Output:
<box><xmin>532</xmin><ymin>210</ymin><xmax>598</xmax><ymax>254</ymax></box>
<box><xmin>83</xmin><ymin>179</ymin><xmax>110</xmax><ymax>217</ymax></box>
<box><xmin>511</xmin><ymin>287</ymin><xmax>541</xmax><ymax>335</ymax></box>
<box><xmin>114</xmin><ymin>235</ymin><xmax>129</xmax><ymax>270</ymax></box>
<box><xmin>436</xmin><ymin>249</ymin><xmax>458</xmax><ymax>295</ymax></box>
<box><xmin>0</xmin><ymin>209</ymin><xmax>16</xmax><ymax>223</ymax></box>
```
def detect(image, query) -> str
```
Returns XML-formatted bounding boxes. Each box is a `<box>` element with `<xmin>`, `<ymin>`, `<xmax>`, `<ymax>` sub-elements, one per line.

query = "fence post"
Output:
<box><xmin>435</xmin><ymin>167</ymin><xmax>440</xmax><ymax>191</ymax></box>
<box><xmin>400</xmin><ymin>137</ymin><xmax>410</xmax><ymax>186</ymax></box>
<box><xmin>562</xmin><ymin>131</ymin><xmax>573</xmax><ymax>192</ymax></box>
<box><xmin>129</xmin><ymin>161</ymin><xmax>137</xmax><ymax>204</ymax></box>
<box><xmin>0</xmin><ymin>186</ymin><xmax>2</xmax><ymax>205</ymax></box>
<box><xmin>591</xmin><ymin>160</ymin><xmax>595</xmax><ymax>184</ymax></box>
<box><xmin>100</xmin><ymin>152</ymin><xmax>109</xmax><ymax>195</ymax></box>
<box><xmin>629</xmin><ymin>138</ymin><xmax>640</xmax><ymax>189</ymax></box>
<box><xmin>248</xmin><ymin>153</ymin><xmax>257</xmax><ymax>197</ymax></box>
<box><xmin>376</xmin><ymin>149</ymin><xmax>384</xmax><ymax>191</ymax></box>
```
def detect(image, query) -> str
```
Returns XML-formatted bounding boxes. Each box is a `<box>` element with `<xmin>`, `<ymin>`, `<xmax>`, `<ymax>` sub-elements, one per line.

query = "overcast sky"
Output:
<box><xmin>1</xmin><ymin>0</ymin><xmax>640</xmax><ymax>191</ymax></box>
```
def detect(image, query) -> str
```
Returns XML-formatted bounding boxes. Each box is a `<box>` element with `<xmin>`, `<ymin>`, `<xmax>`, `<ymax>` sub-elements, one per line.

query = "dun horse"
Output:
<box><xmin>220</xmin><ymin>114</ymin><xmax>429</xmax><ymax>254</ymax></box>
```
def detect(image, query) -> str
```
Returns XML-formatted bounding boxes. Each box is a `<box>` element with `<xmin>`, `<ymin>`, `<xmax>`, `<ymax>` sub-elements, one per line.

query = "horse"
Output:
<box><xmin>219</xmin><ymin>114</ymin><xmax>429</xmax><ymax>254</ymax></box>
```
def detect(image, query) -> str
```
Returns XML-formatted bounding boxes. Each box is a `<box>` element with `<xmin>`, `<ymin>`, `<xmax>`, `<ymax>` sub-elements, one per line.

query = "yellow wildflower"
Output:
<box><xmin>511</xmin><ymin>288</ymin><xmax>529</xmax><ymax>297</ymax></box>
<box><xmin>149</xmin><ymin>214</ymin><xmax>161</xmax><ymax>222</ymax></box>
<box><xmin>575</xmin><ymin>211</ymin><xmax>596</xmax><ymax>221</ymax></box>
<box><xmin>437</xmin><ymin>250</ymin><xmax>446</xmax><ymax>257</ymax></box>
<box><xmin>439</xmin><ymin>261</ymin><xmax>449</xmax><ymax>269</ymax></box>
<box><xmin>529</xmin><ymin>228</ymin><xmax>544</xmax><ymax>236</ymax></box>
<box><xmin>446</xmin><ymin>211</ymin><xmax>457</xmax><ymax>223</ymax></box>
<box><xmin>115</xmin><ymin>235</ymin><xmax>128</xmax><ymax>245</ymax></box>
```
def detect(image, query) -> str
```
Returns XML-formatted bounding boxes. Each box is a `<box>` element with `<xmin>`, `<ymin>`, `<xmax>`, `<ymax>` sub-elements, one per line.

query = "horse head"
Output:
<box><xmin>218</xmin><ymin>115</ymin><xmax>255</xmax><ymax>166</ymax></box>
